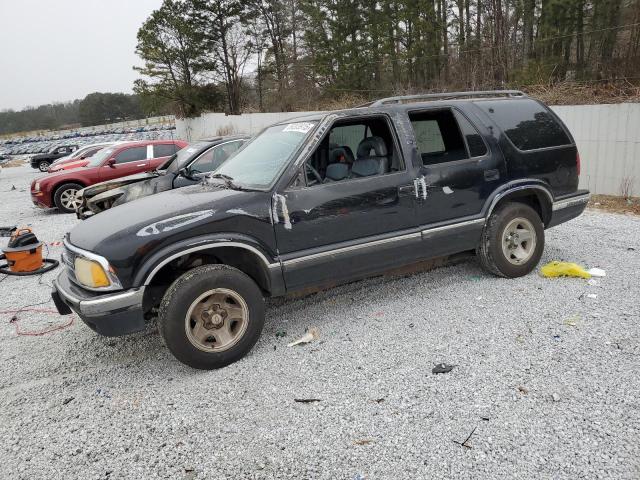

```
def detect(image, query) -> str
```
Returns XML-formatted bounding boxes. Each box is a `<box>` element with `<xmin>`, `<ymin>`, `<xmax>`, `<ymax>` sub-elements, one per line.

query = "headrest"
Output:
<box><xmin>329</xmin><ymin>147</ymin><xmax>355</xmax><ymax>165</ymax></box>
<box><xmin>357</xmin><ymin>136</ymin><xmax>388</xmax><ymax>158</ymax></box>
<box><xmin>325</xmin><ymin>162</ymin><xmax>350</xmax><ymax>181</ymax></box>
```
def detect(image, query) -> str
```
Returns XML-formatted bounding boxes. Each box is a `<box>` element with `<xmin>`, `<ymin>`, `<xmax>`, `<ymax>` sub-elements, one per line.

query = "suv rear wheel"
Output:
<box><xmin>38</xmin><ymin>160</ymin><xmax>51</xmax><ymax>172</ymax></box>
<box><xmin>478</xmin><ymin>202</ymin><xmax>544</xmax><ymax>278</ymax></box>
<box><xmin>158</xmin><ymin>264</ymin><xmax>265</xmax><ymax>369</ymax></box>
<box><xmin>53</xmin><ymin>183</ymin><xmax>84</xmax><ymax>213</ymax></box>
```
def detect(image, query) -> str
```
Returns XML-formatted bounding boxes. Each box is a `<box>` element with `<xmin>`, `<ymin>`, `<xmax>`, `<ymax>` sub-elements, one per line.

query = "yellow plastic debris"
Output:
<box><xmin>540</xmin><ymin>261</ymin><xmax>591</xmax><ymax>279</ymax></box>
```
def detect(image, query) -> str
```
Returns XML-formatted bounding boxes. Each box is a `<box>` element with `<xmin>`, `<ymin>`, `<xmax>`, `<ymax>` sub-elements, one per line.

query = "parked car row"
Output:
<box><xmin>4</xmin><ymin>127</ymin><xmax>178</xmax><ymax>156</ymax></box>
<box><xmin>47</xmin><ymin>91</ymin><xmax>589</xmax><ymax>370</ymax></box>
<box><xmin>31</xmin><ymin>140</ymin><xmax>188</xmax><ymax>212</ymax></box>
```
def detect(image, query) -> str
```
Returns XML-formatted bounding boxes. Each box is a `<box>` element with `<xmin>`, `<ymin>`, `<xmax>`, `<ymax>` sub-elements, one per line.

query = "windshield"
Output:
<box><xmin>164</xmin><ymin>142</ymin><xmax>210</xmax><ymax>173</ymax></box>
<box><xmin>213</xmin><ymin>122</ymin><xmax>316</xmax><ymax>188</ymax></box>
<box><xmin>86</xmin><ymin>147</ymin><xmax>115</xmax><ymax>167</ymax></box>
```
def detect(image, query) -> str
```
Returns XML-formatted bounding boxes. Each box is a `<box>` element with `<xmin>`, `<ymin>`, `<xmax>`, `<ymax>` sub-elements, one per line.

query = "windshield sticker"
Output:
<box><xmin>283</xmin><ymin>122</ymin><xmax>315</xmax><ymax>134</ymax></box>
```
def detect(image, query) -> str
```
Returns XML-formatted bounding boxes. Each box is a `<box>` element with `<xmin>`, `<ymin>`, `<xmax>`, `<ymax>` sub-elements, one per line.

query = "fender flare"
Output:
<box><xmin>133</xmin><ymin>234</ymin><xmax>281</xmax><ymax>288</ymax></box>
<box><xmin>483</xmin><ymin>180</ymin><xmax>554</xmax><ymax>225</ymax></box>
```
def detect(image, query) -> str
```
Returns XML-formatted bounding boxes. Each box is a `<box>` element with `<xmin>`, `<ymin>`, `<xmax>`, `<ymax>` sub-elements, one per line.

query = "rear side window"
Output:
<box><xmin>409</xmin><ymin>109</ymin><xmax>468</xmax><ymax>164</ymax></box>
<box><xmin>477</xmin><ymin>99</ymin><xmax>570</xmax><ymax>151</ymax></box>
<box><xmin>154</xmin><ymin>143</ymin><xmax>178</xmax><ymax>158</ymax></box>
<box><xmin>454</xmin><ymin>111</ymin><xmax>487</xmax><ymax>157</ymax></box>
<box><xmin>115</xmin><ymin>146</ymin><xmax>147</xmax><ymax>164</ymax></box>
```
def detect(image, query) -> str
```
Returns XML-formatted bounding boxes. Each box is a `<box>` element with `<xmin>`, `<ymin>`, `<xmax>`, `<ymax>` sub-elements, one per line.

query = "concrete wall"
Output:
<box><xmin>176</xmin><ymin>104</ymin><xmax>640</xmax><ymax>196</ymax></box>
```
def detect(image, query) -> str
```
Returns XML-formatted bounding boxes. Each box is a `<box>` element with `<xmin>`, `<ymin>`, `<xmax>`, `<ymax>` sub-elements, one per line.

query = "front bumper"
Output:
<box><xmin>52</xmin><ymin>270</ymin><xmax>146</xmax><ymax>336</ymax></box>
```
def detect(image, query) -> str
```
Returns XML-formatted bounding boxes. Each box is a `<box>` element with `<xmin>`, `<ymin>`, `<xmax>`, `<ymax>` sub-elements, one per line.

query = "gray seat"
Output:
<box><xmin>351</xmin><ymin>136</ymin><xmax>389</xmax><ymax>177</ymax></box>
<box><xmin>324</xmin><ymin>147</ymin><xmax>355</xmax><ymax>182</ymax></box>
<box><xmin>325</xmin><ymin>162</ymin><xmax>350</xmax><ymax>181</ymax></box>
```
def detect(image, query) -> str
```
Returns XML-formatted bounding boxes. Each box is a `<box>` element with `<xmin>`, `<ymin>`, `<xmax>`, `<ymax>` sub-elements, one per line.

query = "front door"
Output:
<box><xmin>273</xmin><ymin>115</ymin><xmax>420</xmax><ymax>291</ymax></box>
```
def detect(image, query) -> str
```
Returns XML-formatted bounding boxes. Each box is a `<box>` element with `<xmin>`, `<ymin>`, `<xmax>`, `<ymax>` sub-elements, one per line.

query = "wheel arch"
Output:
<box><xmin>137</xmin><ymin>240</ymin><xmax>283</xmax><ymax>306</ymax></box>
<box><xmin>485</xmin><ymin>183</ymin><xmax>553</xmax><ymax>227</ymax></box>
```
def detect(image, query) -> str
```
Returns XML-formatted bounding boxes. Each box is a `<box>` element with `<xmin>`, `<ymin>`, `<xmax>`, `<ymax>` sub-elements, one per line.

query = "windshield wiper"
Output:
<box><xmin>209</xmin><ymin>173</ymin><xmax>239</xmax><ymax>189</ymax></box>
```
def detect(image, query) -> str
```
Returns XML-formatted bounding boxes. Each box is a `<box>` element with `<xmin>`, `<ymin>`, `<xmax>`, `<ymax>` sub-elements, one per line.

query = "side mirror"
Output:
<box><xmin>107</xmin><ymin>158</ymin><xmax>116</xmax><ymax>168</ymax></box>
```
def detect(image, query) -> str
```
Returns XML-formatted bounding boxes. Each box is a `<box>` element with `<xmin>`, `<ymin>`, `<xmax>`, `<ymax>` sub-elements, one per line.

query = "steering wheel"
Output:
<box><xmin>305</xmin><ymin>163</ymin><xmax>323</xmax><ymax>185</ymax></box>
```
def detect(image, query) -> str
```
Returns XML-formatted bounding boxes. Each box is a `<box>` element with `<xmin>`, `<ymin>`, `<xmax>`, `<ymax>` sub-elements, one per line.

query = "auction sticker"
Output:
<box><xmin>283</xmin><ymin>122</ymin><xmax>315</xmax><ymax>134</ymax></box>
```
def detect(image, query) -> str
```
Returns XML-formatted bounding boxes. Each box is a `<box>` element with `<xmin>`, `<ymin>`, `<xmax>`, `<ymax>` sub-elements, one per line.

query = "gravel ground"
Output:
<box><xmin>0</xmin><ymin>162</ymin><xmax>639</xmax><ymax>480</ymax></box>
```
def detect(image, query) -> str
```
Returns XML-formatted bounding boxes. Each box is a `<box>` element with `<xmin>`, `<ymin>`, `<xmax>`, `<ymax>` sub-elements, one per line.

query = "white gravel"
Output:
<box><xmin>1</xmin><ymin>162</ymin><xmax>639</xmax><ymax>479</ymax></box>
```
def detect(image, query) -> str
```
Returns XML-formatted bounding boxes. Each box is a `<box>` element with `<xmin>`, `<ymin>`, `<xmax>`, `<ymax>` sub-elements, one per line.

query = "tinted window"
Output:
<box><xmin>409</xmin><ymin>109</ymin><xmax>468</xmax><ymax>164</ymax></box>
<box><xmin>454</xmin><ymin>111</ymin><xmax>487</xmax><ymax>157</ymax></box>
<box><xmin>154</xmin><ymin>143</ymin><xmax>178</xmax><ymax>158</ymax></box>
<box><xmin>115</xmin><ymin>146</ymin><xmax>147</xmax><ymax>164</ymax></box>
<box><xmin>477</xmin><ymin>99</ymin><xmax>570</xmax><ymax>150</ymax></box>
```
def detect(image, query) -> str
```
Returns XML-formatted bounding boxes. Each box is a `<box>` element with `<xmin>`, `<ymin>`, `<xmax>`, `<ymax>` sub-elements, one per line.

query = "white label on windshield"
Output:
<box><xmin>283</xmin><ymin>122</ymin><xmax>314</xmax><ymax>134</ymax></box>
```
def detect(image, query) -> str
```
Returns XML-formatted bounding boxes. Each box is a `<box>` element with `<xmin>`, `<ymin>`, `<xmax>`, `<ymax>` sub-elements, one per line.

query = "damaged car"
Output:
<box><xmin>75</xmin><ymin>136</ymin><xmax>249</xmax><ymax>219</ymax></box>
<box><xmin>52</xmin><ymin>91</ymin><xmax>590</xmax><ymax>370</ymax></box>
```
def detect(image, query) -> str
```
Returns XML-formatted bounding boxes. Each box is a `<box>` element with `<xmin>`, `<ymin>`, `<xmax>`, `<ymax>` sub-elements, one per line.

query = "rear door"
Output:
<box><xmin>98</xmin><ymin>145</ymin><xmax>149</xmax><ymax>181</ymax></box>
<box><xmin>408</xmin><ymin>106</ymin><xmax>505</xmax><ymax>226</ymax></box>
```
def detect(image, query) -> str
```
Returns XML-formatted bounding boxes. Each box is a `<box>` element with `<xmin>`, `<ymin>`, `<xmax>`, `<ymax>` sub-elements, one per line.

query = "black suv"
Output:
<box><xmin>30</xmin><ymin>144</ymin><xmax>79</xmax><ymax>172</ymax></box>
<box><xmin>51</xmin><ymin>91</ymin><xmax>589</xmax><ymax>369</ymax></box>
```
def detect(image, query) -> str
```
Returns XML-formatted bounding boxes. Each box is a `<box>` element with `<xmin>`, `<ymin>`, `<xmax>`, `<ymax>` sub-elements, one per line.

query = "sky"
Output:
<box><xmin>0</xmin><ymin>0</ymin><xmax>163</xmax><ymax>111</ymax></box>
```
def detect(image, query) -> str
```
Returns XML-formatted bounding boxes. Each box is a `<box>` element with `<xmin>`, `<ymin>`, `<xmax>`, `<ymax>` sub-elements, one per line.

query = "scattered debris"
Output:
<box><xmin>587</xmin><ymin>279</ymin><xmax>600</xmax><ymax>286</ymax></box>
<box><xmin>275</xmin><ymin>331</ymin><xmax>286</xmax><ymax>338</ymax></box>
<box><xmin>480</xmin><ymin>416</ymin><xmax>490</xmax><ymax>421</ymax></box>
<box><xmin>374</xmin><ymin>398</ymin><xmax>385</xmax><ymax>403</ymax></box>
<box><xmin>552</xmin><ymin>393</ymin><xmax>561</xmax><ymax>402</ymax></box>
<box><xmin>453</xmin><ymin>426</ymin><xmax>477</xmax><ymax>449</ymax></box>
<box><xmin>540</xmin><ymin>261</ymin><xmax>591</xmax><ymax>279</ymax></box>
<box><xmin>628</xmin><ymin>247</ymin><xmax>636</xmax><ymax>251</ymax></box>
<box><xmin>517</xmin><ymin>386</ymin><xmax>529</xmax><ymax>395</ymax></box>
<box><xmin>553</xmin><ymin>334</ymin><xmax>561</xmax><ymax>341</ymax></box>
<box><xmin>287</xmin><ymin>327</ymin><xmax>320</xmax><ymax>347</ymax></box>
<box><xmin>354</xmin><ymin>439</ymin><xmax>374</xmax><ymax>446</ymax></box>
<box><xmin>564</xmin><ymin>315</ymin><xmax>580</xmax><ymax>327</ymax></box>
<box><xmin>408</xmin><ymin>323</ymin><xmax>414</xmax><ymax>328</ymax></box>
<box><xmin>432</xmin><ymin>363</ymin><xmax>456</xmax><ymax>374</ymax></box>
<box><xmin>586</xmin><ymin>267</ymin><xmax>606</xmax><ymax>277</ymax></box>
<box><xmin>294</xmin><ymin>398</ymin><xmax>321</xmax><ymax>403</ymax></box>
<box><xmin>516</xmin><ymin>334</ymin><xmax>525</xmax><ymax>343</ymax></box>
<box><xmin>586</xmin><ymin>293</ymin><xmax>598</xmax><ymax>299</ymax></box>
<box><xmin>62</xmin><ymin>397</ymin><xmax>74</xmax><ymax>405</ymax></box>
<box><xmin>95</xmin><ymin>388</ymin><xmax>111</xmax><ymax>399</ymax></box>
<box><xmin>442</xmin><ymin>186</ymin><xmax>454</xmax><ymax>194</ymax></box>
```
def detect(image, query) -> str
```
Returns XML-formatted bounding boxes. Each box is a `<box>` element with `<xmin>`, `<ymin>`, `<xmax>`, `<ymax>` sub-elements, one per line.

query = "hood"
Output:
<box><xmin>49</xmin><ymin>159</ymin><xmax>89</xmax><ymax>172</ymax></box>
<box><xmin>80</xmin><ymin>172</ymin><xmax>158</xmax><ymax>198</ymax></box>
<box><xmin>69</xmin><ymin>182</ymin><xmax>272</xmax><ymax>255</ymax></box>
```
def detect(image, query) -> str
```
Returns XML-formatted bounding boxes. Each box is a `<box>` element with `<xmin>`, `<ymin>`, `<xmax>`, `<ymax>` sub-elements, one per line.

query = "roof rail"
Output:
<box><xmin>368</xmin><ymin>90</ymin><xmax>527</xmax><ymax>107</ymax></box>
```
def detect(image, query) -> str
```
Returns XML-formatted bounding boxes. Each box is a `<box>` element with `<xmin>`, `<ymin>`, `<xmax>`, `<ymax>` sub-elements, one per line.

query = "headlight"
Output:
<box><xmin>34</xmin><ymin>182</ymin><xmax>40</xmax><ymax>191</ymax></box>
<box><xmin>74</xmin><ymin>257</ymin><xmax>111</xmax><ymax>288</ymax></box>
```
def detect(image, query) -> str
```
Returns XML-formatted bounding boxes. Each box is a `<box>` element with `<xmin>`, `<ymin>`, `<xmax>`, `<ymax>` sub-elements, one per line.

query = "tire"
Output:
<box><xmin>53</xmin><ymin>183</ymin><xmax>84</xmax><ymax>213</ymax></box>
<box><xmin>477</xmin><ymin>202</ymin><xmax>544</xmax><ymax>278</ymax></box>
<box><xmin>158</xmin><ymin>264</ymin><xmax>265</xmax><ymax>369</ymax></box>
<box><xmin>38</xmin><ymin>160</ymin><xmax>51</xmax><ymax>172</ymax></box>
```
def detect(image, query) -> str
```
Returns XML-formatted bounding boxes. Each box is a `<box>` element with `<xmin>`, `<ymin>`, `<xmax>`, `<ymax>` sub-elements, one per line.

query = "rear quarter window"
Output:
<box><xmin>477</xmin><ymin>99</ymin><xmax>571</xmax><ymax>151</ymax></box>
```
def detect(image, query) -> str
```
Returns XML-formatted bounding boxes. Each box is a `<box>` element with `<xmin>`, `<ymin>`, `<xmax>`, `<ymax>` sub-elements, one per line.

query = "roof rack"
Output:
<box><xmin>367</xmin><ymin>90</ymin><xmax>527</xmax><ymax>107</ymax></box>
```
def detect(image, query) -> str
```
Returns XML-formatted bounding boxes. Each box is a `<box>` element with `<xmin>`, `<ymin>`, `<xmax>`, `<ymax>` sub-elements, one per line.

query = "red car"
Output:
<box><xmin>48</xmin><ymin>142</ymin><xmax>116</xmax><ymax>173</ymax></box>
<box><xmin>31</xmin><ymin>140</ymin><xmax>188</xmax><ymax>213</ymax></box>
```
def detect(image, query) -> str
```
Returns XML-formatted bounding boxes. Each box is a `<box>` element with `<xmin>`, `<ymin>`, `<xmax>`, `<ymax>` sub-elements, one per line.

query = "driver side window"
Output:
<box><xmin>190</xmin><ymin>140</ymin><xmax>244</xmax><ymax>173</ymax></box>
<box><xmin>303</xmin><ymin>116</ymin><xmax>404</xmax><ymax>187</ymax></box>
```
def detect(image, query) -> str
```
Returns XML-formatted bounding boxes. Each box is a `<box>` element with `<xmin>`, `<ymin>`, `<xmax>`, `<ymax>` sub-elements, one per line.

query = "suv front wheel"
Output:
<box><xmin>158</xmin><ymin>264</ymin><xmax>265</xmax><ymax>369</ymax></box>
<box><xmin>478</xmin><ymin>202</ymin><xmax>544</xmax><ymax>278</ymax></box>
